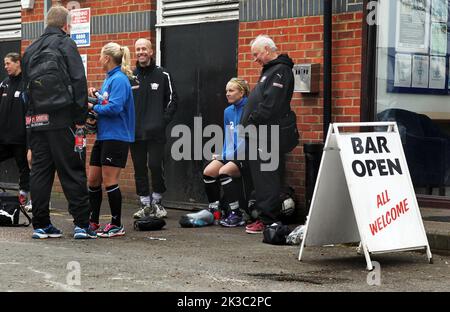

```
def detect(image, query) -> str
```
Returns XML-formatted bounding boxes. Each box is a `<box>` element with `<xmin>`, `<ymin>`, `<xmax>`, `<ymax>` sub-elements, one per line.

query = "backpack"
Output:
<box><xmin>26</xmin><ymin>35</ymin><xmax>73</xmax><ymax>114</ymax></box>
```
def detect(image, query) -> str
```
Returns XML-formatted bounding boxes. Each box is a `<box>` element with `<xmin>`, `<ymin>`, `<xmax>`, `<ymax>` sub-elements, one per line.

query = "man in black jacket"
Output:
<box><xmin>131</xmin><ymin>38</ymin><xmax>177</xmax><ymax>219</ymax></box>
<box><xmin>241</xmin><ymin>35</ymin><xmax>295</xmax><ymax>234</ymax></box>
<box><xmin>0</xmin><ymin>53</ymin><xmax>30</xmax><ymax>204</ymax></box>
<box><xmin>22</xmin><ymin>6</ymin><xmax>95</xmax><ymax>239</ymax></box>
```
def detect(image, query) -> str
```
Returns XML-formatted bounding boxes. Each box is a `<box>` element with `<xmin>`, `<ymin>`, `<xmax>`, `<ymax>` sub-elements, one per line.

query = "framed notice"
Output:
<box><xmin>412</xmin><ymin>55</ymin><xmax>429</xmax><ymax>88</ymax></box>
<box><xmin>432</xmin><ymin>0</ymin><xmax>448</xmax><ymax>22</ymax></box>
<box><xmin>394</xmin><ymin>53</ymin><xmax>412</xmax><ymax>87</ymax></box>
<box><xmin>430</xmin><ymin>22</ymin><xmax>448</xmax><ymax>55</ymax></box>
<box><xmin>388</xmin><ymin>0</ymin><xmax>449</xmax><ymax>95</ymax></box>
<box><xmin>429</xmin><ymin>56</ymin><xmax>446</xmax><ymax>89</ymax></box>
<box><xmin>395</xmin><ymin>0</ymin><xmax>431</xmax><ymax>54</ymax></box>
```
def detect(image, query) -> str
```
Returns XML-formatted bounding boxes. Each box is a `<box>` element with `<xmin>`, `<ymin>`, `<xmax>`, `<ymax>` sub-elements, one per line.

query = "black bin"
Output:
<box><xmin>304</xmin><ymin>143</ymin><xmax>324</xmax><ymax>218</ymax></box>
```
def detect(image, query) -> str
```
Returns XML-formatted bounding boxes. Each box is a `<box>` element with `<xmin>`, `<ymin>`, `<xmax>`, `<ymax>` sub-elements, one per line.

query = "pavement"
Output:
<box><xmin>421</xmin><ymin>207</ymin><xmax>450</xmax><ymax>254</ymax></box>
<box><xmin>0</xmin><ymin>196</ymin><xmax>449</xmax><ymax>292</ymax></box>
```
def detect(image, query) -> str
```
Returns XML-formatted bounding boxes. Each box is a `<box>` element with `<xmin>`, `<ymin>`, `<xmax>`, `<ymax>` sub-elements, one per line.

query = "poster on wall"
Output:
<box><xmin>70</xmin><ymin>8</ymin><xmax>91</xmax><ymax>47</ymax></box>
<box><xmin>430</xmin><ymin>22</ymin><xmax>448</xmax><ymax>55</ymax></box>
<box><xmin>388</xmin><ymin>0</ymin><xmax>449</xmax><ymax>95</ymax></box>
<box><xmin>394</xmin><ymin>53</ymin><xmax>412</xmax><ymax>87</ymax></box>
<box><xmin>429</xmin><ymin>56</ymin><xmax>447</xmax><ymax>89</ymax></box>
<box><xmin>431</xmin><ymin>0</ymin><xmax>448</xmax><ymax>22</ymax></box>
<box><xmin>412</xmin><ymin>55</ymin><xmax>430</xmax><ymax>88</ymax></box>
<box><xmin>395</xmin><ymin>0</ymin><xmax>431</xmax><ymax>54</ymax></box>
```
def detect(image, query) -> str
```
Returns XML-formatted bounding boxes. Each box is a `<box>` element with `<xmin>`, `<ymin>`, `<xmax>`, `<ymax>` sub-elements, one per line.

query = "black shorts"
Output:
<box><xmin>89</xmin><ymin>140</ymin><xmax>129</xmax><ymax>168</ymax></box>
<box><xmin>218</xmin><ymin>159</ymin><xmax>246</xmax><ymax>171</ymax></box>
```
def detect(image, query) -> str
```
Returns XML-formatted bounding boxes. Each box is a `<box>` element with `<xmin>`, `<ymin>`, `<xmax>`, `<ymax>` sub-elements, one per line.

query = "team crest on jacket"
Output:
<box><xmin>151</xmin><ymin>83</ymin><xmax>159</xmax><ymax>90</ymax></box>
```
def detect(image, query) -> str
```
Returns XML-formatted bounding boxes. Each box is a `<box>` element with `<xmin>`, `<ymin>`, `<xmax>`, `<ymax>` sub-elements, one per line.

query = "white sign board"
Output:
<box><xmin>70</xmin><ymin>8</ymin><xmax>91</xmax><ymax>47</ymax></box>
<box><xmin>299</xmin><ymin>122</ymin><xmax>432</xmax><ymax>270</ymax></box>
<box><xmin>80</xmin><ymin>54</ymin><xmax>87</xmax><ymax>77</ymax></box>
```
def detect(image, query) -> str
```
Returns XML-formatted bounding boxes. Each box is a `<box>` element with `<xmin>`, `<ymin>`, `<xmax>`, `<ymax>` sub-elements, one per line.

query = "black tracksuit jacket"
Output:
<box><xmin>241</xmin><ymin>54</ymin><xmax>294</xmax><ymax>128</ymax></box>
<box><xmin>0</xmin><ymin>73</ymin><xmax>26</xmax><ymax>144</ymax></box>
<box><xmin>132</xmin><ymin>60</ymin><xmax>177</xmax><ymax>143</ymax></box>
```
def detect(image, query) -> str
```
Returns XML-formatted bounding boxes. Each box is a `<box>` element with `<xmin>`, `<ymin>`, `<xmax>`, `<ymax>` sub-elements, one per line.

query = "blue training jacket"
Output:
<box><xmin>222</xmin><ymin>97</ymin><xmax>247</xmax><ymax>160</ymax></box>
<box><xmin>94</xmin><ymin>66</ymin><xmax>135</xmax><ymax>142</ymax></box>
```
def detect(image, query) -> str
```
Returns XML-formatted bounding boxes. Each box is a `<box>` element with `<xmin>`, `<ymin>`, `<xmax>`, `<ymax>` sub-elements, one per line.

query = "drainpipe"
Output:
<box><xmin>303</xmin><ymin>1</ymin><xmax>333</xmax><ymax>217</ymax></box>
<box><xmin>323</xmin><ymin>0</ymin><xmax>332</xmax><ymax>140</ymax></box>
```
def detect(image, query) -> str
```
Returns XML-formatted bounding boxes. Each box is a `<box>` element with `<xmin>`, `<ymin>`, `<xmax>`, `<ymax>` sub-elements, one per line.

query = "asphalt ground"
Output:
<box><xmin>0</xmin><ymin>198</ymin><xmax>449</xmax><ymax>292</ymax></box>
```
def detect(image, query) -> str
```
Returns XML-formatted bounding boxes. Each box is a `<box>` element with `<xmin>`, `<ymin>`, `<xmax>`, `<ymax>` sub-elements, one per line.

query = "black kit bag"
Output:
<box><xmin>27</xmin><ymin>35</ymin><xmax>73</xmax><ymax>114</ymax></box>
<box><xmin>262</xmin><ymin>222</ymin><xmax>292</xmax><ymax>245</ymax></box>
<box><xmin>134</xmin><ymin>216</ymin><xmax>166</xmax><ymax>231</ymax></box>
<box><xmin>279</xmin><ymin>110</ymin><xmax>300</xmax><ymax>153</ymax></box>
<box><xmin>0</xmin><ymin>192</ymin><xmax>31</xmax><ymax>227</ymax></box>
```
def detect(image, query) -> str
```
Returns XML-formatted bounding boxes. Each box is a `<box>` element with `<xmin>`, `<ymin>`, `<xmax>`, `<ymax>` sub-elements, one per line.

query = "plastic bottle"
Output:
<box><xmin>212</xmin><ymin>209</ymin><xmax>221</xmax><ymax>225</ymax></box>
<box><xmin>95</xmin><ymin>91</ymin><xmax>107</xmax><ymax>105</ymax></box>
<box><xmin>74</xmin><ymin>127</ymin><xmax>86</xmax><ymax>153</ymax></box>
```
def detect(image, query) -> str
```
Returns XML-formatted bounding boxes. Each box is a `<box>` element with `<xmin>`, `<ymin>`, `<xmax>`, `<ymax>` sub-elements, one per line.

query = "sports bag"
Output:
<box><xmin>134</xmin><ymin>216</ymin><xmax>166</xmax><ymax>231</ymax></box>
<box><xmin>27</xmin><ymin>35</ymin><xmax>73</xmax><ymax>114</ymax></box>
<box><xmin>0</xmin><ymin>192</ymin><xmax>31</xmax><ymax>227</ymax></box>
<box><xmin>262</xmin><ymin>222</ymin><xmax>292</xmax><ymax>245</ymax></box>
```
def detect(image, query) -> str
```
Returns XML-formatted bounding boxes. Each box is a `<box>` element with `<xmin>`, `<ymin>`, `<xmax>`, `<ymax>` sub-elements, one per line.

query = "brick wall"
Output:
<box><xmin>21</xmin><ymin>0</ymin><xmax>155</xmax><ymax>203</ymax></box>
<box><xmin>238</xmin><ymin>11</ymin><xmax>363</xmax><ymax>208</ymax></box>
<box><xmin>21</xmin><ymin>1</ymin><xmax>363</xmax><ymax>208</ymax></box>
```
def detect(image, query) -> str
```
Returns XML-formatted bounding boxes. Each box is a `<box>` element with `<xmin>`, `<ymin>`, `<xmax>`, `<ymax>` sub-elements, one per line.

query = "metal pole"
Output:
<box><xmin>323</xmin><ymin>0</ymin><xmax>332</xmax><ymax>140</ymax></box>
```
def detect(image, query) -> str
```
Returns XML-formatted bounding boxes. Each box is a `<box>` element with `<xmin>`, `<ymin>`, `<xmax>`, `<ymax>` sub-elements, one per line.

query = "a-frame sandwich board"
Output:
<box><xmin>299</xmin><ymin>122</ymin><xmax>432</xmax><ymax>270</ymax></box>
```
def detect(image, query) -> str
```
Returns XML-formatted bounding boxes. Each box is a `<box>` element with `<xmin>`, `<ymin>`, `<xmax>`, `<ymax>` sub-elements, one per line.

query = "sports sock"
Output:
<box><xmin>88</xmin><ymin>185</ymin><xmax>102</xmax><ymax>223</ymax></box>
<box><xmin>106</xmin><ymin>184</ymin><xmax>122</xmax><ymax>227</ymax></box>
<box><xmin>203</xmin><ymin>175</ymin><xmax>220</xmax><ymax>203</ymax></box>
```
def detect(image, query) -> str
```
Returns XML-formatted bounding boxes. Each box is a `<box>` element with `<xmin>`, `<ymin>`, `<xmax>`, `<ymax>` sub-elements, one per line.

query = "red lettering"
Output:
<box><xmin>383</xmin><ymin>190</ymin><xmax>390</xmax><ymax>204</ymax></box>
<box><xmin>377</xmin><ymin>195</ymin><xmax>383</xmax><ymax>208</ymax></box>
<box><xmin>381</xmin><ymin>213</ymin><xmax>387</xmax><ymax>228</ymax></box>
<box><xmin>396</xmin><ymin>201</ymin><xmax>405</xmax><ymax>215</ymax></box>
<box><xmin>369</xmin><ymin>198</ymin><xmax>411</xmax><ymax>236</ymax></box>
<box><xmin>377</xmin><ymin>217</ymin><xmax>383</xmax><ymax>231</ymax></box>
<box><xmin>403</xmin><ymin>198</ymin><xmax>409</xmax><ymax>212</ymax></box>
<box><xmin>391</xmin><ymin>207</ymin><xmax>397</xmax><ymax>220</ymax></box>
<box><xmin>385</xmin><ymin>211</ymin><xmax>391</xmax><ymax>224</ymax></box>
<box><xmin>369</xmin><ymin>222</ymin><xmax>379</xmax><ymax>236</ymax></box>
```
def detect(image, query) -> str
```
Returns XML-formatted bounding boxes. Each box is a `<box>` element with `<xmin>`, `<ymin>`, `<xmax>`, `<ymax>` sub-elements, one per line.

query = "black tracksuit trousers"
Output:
<box><xmin>0</xmin><ymin>144</ymin><xmax>30</xmax><ymax>192</ymax></box>
<box><xmin>30</xmin><ymin>128</ymin><xmax>90</xmax><ymax>229</ymax></box>
<box><xmin>248</xmin><ymin>151</ymin><xmax>285</xmax><ymax>225</ymax></box>
<box><xmin>130</xmin><ymin>140</ymin><xmax>166</xmax><ymax>196</ymax></box>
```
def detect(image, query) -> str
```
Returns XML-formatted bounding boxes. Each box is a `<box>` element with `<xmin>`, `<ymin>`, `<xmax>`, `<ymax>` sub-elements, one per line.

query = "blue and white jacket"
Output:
<box><xmin>222</xmin><ymin>97</ymin><xmax>247</xmax><ymax>160</ymax></box>
<box><xmin>94</xmin><ymin>66</ymin><xmax>135</xmax><ymax>142</ymax></box>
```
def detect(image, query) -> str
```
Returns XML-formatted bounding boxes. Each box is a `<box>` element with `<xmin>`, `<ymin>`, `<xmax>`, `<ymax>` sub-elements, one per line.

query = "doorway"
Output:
<box><xmin>161</xmin><ymin>21</ymin><xmax>238</xmax><ymax>208</ymax></box>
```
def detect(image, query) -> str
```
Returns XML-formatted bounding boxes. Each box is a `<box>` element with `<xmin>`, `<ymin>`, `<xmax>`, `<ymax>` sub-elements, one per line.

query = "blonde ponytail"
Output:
<box><xmin>120</xmin><ymin>46</ymin><xmax>133</xmax><ymax>79</ymax></box>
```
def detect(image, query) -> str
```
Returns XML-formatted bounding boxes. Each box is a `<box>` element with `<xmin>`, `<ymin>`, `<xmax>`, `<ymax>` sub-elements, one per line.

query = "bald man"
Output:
<box><xmin>131</xmin><ymin>38</ymin><xmax>177</xmax><ymax>219</ymax></box>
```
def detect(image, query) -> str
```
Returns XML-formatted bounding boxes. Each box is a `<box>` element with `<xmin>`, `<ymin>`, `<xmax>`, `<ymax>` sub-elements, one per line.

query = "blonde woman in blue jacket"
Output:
<box><xmin>204</xmin><ymin>78</ymin><xmax>250</xmax><ymax>227</ymax></box>
<box><xmin>87</xmin><ymin>42</ymin><xmax>135</xmax><ymax>238</ymax></box>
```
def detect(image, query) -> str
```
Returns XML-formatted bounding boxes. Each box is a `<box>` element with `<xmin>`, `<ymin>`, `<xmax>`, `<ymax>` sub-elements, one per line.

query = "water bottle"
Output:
<box><xmin>74</xmin><ymin>127</ymin><xmax>86</xmax><ymax>153</ymax></box>
<box><xmin>95</xmin><ymin>91</ymin><xmax>107</xmax><ymax>105</ymax></box>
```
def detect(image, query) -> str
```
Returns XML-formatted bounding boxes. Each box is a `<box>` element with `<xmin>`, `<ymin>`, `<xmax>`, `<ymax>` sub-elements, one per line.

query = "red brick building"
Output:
<box><xmin>0</xmin><ymin>0</ymin><xmax>447</xmax><ymax>211</ymax></box>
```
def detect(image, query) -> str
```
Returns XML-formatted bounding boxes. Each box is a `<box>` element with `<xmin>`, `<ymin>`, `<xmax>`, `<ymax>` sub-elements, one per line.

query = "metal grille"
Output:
<box><xmin>0</xmin><ymin>0</ymin><xmax>21</xmax><ymax>40</ymax></box>
<box><xmin>159</xmin><ymin>0</ymin><xmax>239</xmax><ymax>27</ymax></box>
